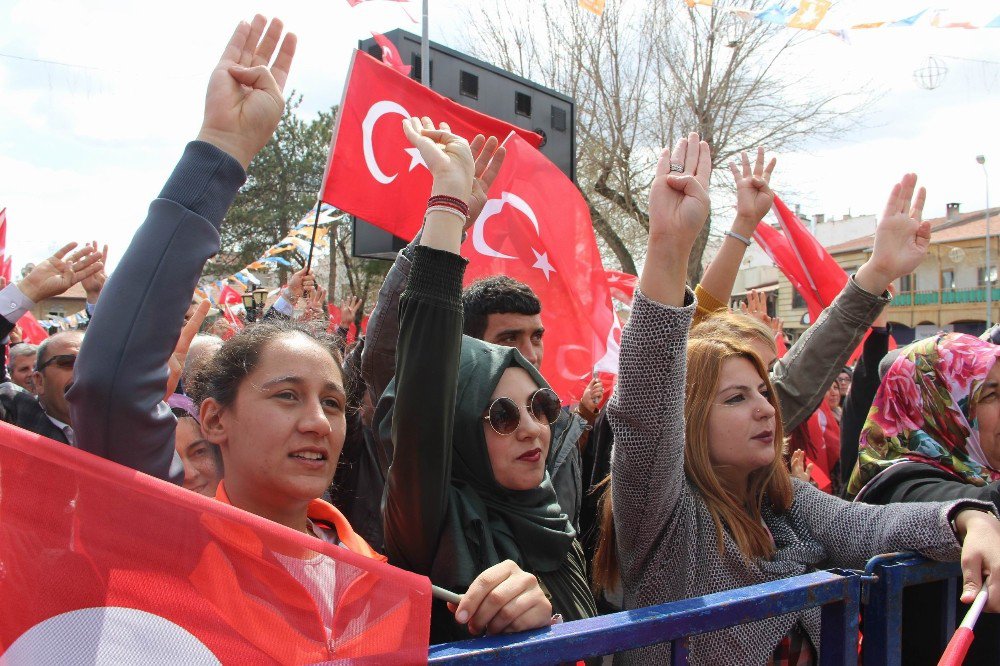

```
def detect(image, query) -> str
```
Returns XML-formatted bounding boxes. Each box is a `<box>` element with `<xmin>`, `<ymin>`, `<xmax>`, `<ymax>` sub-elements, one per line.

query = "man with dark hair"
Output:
<box><xmin>462</xmin><ymin>277</ymin><xmax>544</xmax><ymax>367</ymax></box>
<box><xmin>0</xmin><ymin>243</ymin><xmax>103</xmax><ymax>445</ymax></box>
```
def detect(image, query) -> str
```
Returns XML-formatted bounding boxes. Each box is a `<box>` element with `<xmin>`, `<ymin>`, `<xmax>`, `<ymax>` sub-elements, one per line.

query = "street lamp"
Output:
<box><xmin>979</xmin><ymin>155</ymin><xmax>991</xmax><ymax>328</ymax></box>
<box><xmin>241</xmin><ymin>287</ymin><xmax>270</xmax><ymax>323</ymax></box>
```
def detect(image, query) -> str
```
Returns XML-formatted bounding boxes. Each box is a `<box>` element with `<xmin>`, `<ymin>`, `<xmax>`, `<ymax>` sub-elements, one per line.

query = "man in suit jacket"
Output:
<box><xmin>0</xmin><ymin>244</ymin><xmax>104</xmax><ymax>445</ymax></box>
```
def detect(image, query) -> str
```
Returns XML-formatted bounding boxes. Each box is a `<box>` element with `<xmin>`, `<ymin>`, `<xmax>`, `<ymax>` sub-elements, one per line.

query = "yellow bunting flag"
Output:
<box><xmin>685</xmin><ymin>0</ymin><xmax>713</xmax><ymax>6</ymax></box>
<box><xmin>787</xmin><ymin>0</ymin><xmax>830</xmax><ymax>29</ymax></box>
<box><xmin>578</xmin><ymin>0</ymin><xmax>605</xmax><ymax>16</ymax></box>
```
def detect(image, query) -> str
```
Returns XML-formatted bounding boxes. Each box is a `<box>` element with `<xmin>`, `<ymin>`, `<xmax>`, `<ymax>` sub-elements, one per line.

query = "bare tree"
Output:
<box><xmin>462</xmin><ymin>0</ymin><xmax>864</xmax><ymax>282</ymax></box>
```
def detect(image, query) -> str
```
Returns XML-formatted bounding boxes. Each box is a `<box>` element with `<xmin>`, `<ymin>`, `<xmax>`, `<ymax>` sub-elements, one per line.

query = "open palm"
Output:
<box><xmin>730</xmin><ymin>147</ymin><xmax>777</xmax><ymax>223</ymax></box>
<box><xmin>402</xmin><ymin>117</ymin><xmax>474</xmax><ymax>201</ymax></box>
<box><xmin>198</xmin><ymin>15</ymin><xmax>297</xmax><ymax>169</ymax></box>
<box><xmin>648</xmin><ymin>132</ymin><xmax>712</xmax><ymax>248</ymax></box>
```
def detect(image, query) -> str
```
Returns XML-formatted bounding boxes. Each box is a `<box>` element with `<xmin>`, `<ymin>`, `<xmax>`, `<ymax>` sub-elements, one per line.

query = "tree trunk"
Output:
<box><xmin>686</xmin><ymin>213</ymin><xmax>711</xmax><ymax>285</ymax></box>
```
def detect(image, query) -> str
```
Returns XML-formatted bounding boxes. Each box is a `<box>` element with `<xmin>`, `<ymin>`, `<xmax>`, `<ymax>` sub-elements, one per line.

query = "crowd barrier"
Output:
<box><xmin>429</xmin><ymin>554</ymin><xmax>972</xmax><ymax>665</ymax></box>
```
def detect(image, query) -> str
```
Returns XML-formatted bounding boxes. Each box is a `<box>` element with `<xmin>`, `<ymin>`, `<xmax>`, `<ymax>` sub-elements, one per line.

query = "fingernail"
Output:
<box><xmin>456</xmin><ymin>610</ymin><xmax>468</xmax><ymax>623</ymax></box>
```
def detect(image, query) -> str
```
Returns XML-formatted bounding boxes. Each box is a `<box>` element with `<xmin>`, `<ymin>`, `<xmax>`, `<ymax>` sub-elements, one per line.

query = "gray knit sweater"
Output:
<box><xmin>608</xmin><ymin>289</ymin><xmax>984</xmax><ymax>665</ymax></box>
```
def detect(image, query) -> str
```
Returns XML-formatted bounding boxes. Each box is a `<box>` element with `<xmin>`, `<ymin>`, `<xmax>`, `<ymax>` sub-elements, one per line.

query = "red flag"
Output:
<box><xmin>752</xmin><ymin>222</ymin><xmax>823</xmax><ymax>322</ymax></box>
<box><xmin>2</xmin><ymin>257</ymin><xmax>11</xmax><ymax>284</ymax></box>
<box><xmin>604</xmin><ymin>269</ymin><xmax>637</xmax><ymax>305</ymax></box>
<box><xmin>17</xmin><ymin>311</ymin><xmax>48</xmax><ymax>344</ymax></box>
<box><xmin>461</xmin><ymin>135</ymin><xmax>616</xmax><ymax>402</ymax></box>
<box><xmin>0</xmin><ymin>421</ymin><xmax>431</xmax><ymax>663</ymax></box>
<box><xmin>772</xmin><ymin>195</ymin><xmax>849</xmax><ymax>306</ymax></box>
<box><xmin>218</xmin><ymin>284</ymin><xmax>244</xmax><ymax>306</ymax></box>
<box><xmin>371</xmin><ymin>32</ymin><xmax>412</xmax><ymax>76</ymax></box>
<box><xmin>0</xmin><ymin>207</ymin><xmax>8</xmax><ymax>283</ymax></box>
<box><xmin>321</xmin><ymin>51</ymin><xmax>543</xmax><ymax>240</ymax></box>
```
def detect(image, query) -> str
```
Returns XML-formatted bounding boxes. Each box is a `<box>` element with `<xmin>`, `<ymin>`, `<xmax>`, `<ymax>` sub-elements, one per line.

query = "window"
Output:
<box><xmin>459</xmin><ymin>71</ymin><xmax>479</xmax><ymax>99</ymax></box>
<box><xmin>979</xmin><ymin>266</ymin><xmax>998</xmax><ymax>285</ymax></box>
<box><xmin>551</xmin><ymin>106</ymin><xmax>567</xmax><ymax>132</ymax></box>
<box><xmin>410</xmin><ymin>54</ymin><xmax>433</xmax><ymax>84</ymax></box>
<box><xmin>515</xmin><ymin>92</ymin><xmax>532</xmax><ymax>117</ymax></box>
<box><xmin>941</xmin><ymin>270</ymin><xmax>955</xmax><ymax>290</ymax></box>
<box><xmin>791</xmin><ymin>290</ymin><xmax>807</xmax><ymax>310</ymax></box>
<box><xmin>366</xmin><ymin>44</ymin><xmax>382</xmax><ymax>59</ymax></box>
<box><xmin>900</xmin><ymin>274</ymin><xmax>915</xmax><ymax>292</ymax></box>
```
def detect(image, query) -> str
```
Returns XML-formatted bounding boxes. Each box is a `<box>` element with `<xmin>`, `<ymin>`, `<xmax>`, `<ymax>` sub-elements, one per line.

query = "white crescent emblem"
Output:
<box><xmin>471</xmin><ymin>192</ymin><xmax>540</xmax><ymax>259</ymax></box>
<box><xmin>362</xmin><ymin>100</ymin><xmax>411</xmax><ymax>185</ymax></box>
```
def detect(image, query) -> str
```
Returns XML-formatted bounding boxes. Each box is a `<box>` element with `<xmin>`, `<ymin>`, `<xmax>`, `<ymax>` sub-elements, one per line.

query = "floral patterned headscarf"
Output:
<box><xmin>847</xmin><ymin>333</ymin><xmax>1000</xmax><ymax>498</ymax></box>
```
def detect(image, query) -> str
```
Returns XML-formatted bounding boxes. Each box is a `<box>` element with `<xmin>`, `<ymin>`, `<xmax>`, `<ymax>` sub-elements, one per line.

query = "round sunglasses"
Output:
<box><xmin>482</xmin><ymin>388</ymin><xmax>561</xmax><ymax>436</ymax></box>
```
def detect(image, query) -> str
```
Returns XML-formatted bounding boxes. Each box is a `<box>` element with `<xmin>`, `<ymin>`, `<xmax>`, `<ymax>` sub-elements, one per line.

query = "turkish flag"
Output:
<box><xmin>604</xmin><ymin>269</ymin><xmax>637</xmax><ymax>306</ymax></box>
<box><xmin>461</xmin><ymin>135</ymin><xmax>616</xmax><ymax>402</ymax></box>
<box><xmin>218</xmin><ymin>284</ymin><xmax>244</xmax><ymax>306</ymax></box>
<box><xmin>772</xmin><ymin>195</ymin><xmax>848</xmax><ymax>307</ymax></box>
<box><xmin>752</xmin><ymin>221</ymin><xmax>824</xmax><ymax>322</ymax></box>
<box><xmin>321</xmin><ymin>51</ymin><xmax>543</xmax><ymax>241</ymax></box>
<box><xmin>0</xmin><ymin>420</ymin><xmax>431</xmax><ymax>663</ymax></box>
<box><xmin>17</xmin><ymin>311</ymin><xmax>48</xmax><ymax>344</ymax></box>
<box><xmin>371</xmin><ymin>32</ymin><xmax>412</xmax><ymax>76</ymax></box>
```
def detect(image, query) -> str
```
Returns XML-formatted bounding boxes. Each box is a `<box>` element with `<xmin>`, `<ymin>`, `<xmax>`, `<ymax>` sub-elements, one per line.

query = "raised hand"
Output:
<box><xmin>164</xmin><ymin>300</ymin><xmax>211</xmax><ymax>400</ymax></box>
<box><xmin>300</xmin><ymin>285</ymin><xmax>327</xmax><ymax>322</ymax></box>
<box><xmin>197</xmin><ymin>15</ymin><xmax>297</xmax><ymax>170</ymax></box>
<box><xmin>402</xmin><ymin>116</ymin><xmax>474</xmax><ymax>201</ymax></box>
<box><xmin>81</xmin><ymin>242</ymin><xmax>109</xmax><ymax>303</ymax></box>
<box><xmin>579</xmin><ymin>374</ymin><xmax>604</xmax><ymax>415</ymax></box>
<box><xmin>641</xmin><ymin>132</ymin><xmax>712</xmax><ymax>307</ymax></box>
<box><xmin>283</xmin><ymin>266</ymin><xmax>316</xmax><ymax>303</ymax></box>
<box><xmin>466</xmin><ymin>134</ymin><xmax>506</xmax><ymax>231</ymax></box>
<box><xmin>789</xmin><ymin>449</ymin><xmax>814</xmax><ymax>485</ymax></box>
<box><xmin>18</xmin><ymin>243</ymin><xmax>104</xmax><ymax>303</ymax></box>
<box><xmin>855</xmin><ymin>174</ymin><xmax>930</xmax><ymax>296</ymax></box>
<box><xmin>648</xmin><ymin>132</ymin><xmax>712</xmax><ymax>248</ymax></box>
<box><xmin>339</xmin><ymin>295</ymin><xmax>361</xmax><ymax>328</ymax></box>
<box><xmin>729</xmin><ymin>147</ymin><xmax>777</xmax><ymax>227</ymax></box>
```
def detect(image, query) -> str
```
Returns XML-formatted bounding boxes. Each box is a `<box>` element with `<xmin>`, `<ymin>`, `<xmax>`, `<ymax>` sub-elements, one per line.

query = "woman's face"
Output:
<box><xmin>483</xmin><ymin>367</ymin><xmax>552</xmax><ymax>491</ymax></box>
<box><xmin>206</xmin><ymin>333</ymin><xmax>347</xmax><ymax>508</ymax></box>
<box><xmin>974</xmin><ymin>360</ymin><xmax>1000</xmax><ymax>470</ymax></box>
<box><xmin>707</xmin><ymin>357</ymin><xmax>777</xmax><ymax>488</ymax></box>
<box><xmin>174</xmin><ymin>417</ymin><xmax>221</xmax><ymax>497</ymax></box>
<box><xmin>826</xmin><ymin>382</ymin><xmax>841</xmax><ymax>409</ymax></box>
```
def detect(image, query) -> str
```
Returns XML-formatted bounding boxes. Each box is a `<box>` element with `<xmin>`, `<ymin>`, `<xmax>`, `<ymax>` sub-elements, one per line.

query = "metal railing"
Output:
<box><xmin>429</xmin><ymin>570</ymin><xmax>861</xmax><ymax>665</ymax></box>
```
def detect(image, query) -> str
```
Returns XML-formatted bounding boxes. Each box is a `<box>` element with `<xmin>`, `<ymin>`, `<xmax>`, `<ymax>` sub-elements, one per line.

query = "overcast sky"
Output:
<box><xmin>0</xmin><ymin>0</ymin><xmax>997</xmax><ymax>274</ymax></box>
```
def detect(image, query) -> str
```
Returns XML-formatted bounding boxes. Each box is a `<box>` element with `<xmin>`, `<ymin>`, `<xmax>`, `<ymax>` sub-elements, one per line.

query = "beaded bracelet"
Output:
<box><xmin>426</xmin><ymin>205</ymin><xmax>467</xmax><ymax>224</ymax></box>
<box><xmin>428</xmin><ymin>195</ymin><xmax>470</xmax><ymax>217</ymax></box>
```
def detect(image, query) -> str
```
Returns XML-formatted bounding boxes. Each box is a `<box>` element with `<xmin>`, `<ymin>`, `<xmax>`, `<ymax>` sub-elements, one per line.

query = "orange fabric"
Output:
<box><xmin>214</xmin><ymin>481</ymin><xmax>386</xmax><ymax>562</ymax></box>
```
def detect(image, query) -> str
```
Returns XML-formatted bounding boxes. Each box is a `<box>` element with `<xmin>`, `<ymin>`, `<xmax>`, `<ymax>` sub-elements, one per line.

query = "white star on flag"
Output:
<box><xmin>404</xmin><ymin>147</ymin><xmax>427</xmax><ymax>172</ymax></box>
<box><xmin>531</xmin><ymin>248</ymin><xmax>556</xmax><ymax>281</ymax></box>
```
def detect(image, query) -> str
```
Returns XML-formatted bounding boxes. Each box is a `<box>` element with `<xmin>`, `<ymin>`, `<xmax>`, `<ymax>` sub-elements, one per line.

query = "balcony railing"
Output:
<box><xmin>890</xmin><ymin>287</ymin><xmax>1000</xmax><ymax>307</ymax></box>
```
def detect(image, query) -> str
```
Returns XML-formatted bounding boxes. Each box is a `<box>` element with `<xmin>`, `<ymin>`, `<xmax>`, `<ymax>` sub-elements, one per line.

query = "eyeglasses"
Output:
<box><xmin>482</xmin><ymin>388</ymin><xmax>561</xmax><ymax>436</ymax></box>
<box><xmin>36</xmin><ymin>354</ymin><xmax>77</xmax><ymax>372</ymax></box>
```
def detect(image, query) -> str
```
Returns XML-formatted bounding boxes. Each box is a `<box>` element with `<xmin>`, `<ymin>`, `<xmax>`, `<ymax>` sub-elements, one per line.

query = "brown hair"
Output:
<box><xmin>690</xmin><ymin>310</ymin><xmax>776</xmax><ymax>355</ymax></box>
<box><xmin>591</xmin><ymin>335</ymin><xmax>792</xmax><ymax>593</ymax></box>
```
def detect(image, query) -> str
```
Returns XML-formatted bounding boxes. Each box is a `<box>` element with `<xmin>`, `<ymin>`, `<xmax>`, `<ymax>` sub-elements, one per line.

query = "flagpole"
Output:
<box><xmin>305</xmin><ymin>199</ymin><xmax>323</xmax><ymax>272</ymax></box>
<box><xmin>421</xmin><ymin>0</ymin><xmax>430</xmax><ymax>87</ymax></box>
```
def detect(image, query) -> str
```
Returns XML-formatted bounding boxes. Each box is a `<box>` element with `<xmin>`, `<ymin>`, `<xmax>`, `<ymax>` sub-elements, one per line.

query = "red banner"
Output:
<box><xmin>321</xmin><ymin>51</ymin><xmax>542</xmax><ymax>241</ymax></box>
<box><xmin>461</xmin><ymin>135</ymin><xmax>616</xmax><ymax>402</ymax></box>
<box><xmin>0</xmin><ymin>421</ymin><xmax>431</xmax><ymax>664</ymax></box>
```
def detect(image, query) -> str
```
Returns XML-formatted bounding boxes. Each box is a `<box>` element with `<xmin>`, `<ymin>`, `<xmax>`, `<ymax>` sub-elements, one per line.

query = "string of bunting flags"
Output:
<box><xmin>579</xmin><ymin>0</ymin><xmax>1000</xmax><ymax>35</ymax></box>
<box><xmin>36</xmin><ymin>308</ymin><xmax>90</xmax><ymax>332</ymax></box>
<box><xmin>197</xmin><ymin>203</ymin><xmax>345</xmax><ymax>308</ymax></box>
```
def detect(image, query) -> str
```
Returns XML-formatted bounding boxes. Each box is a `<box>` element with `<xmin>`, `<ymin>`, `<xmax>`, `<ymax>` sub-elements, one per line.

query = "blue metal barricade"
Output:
<box><xmin>860</xmin><ymin>552</ymin><xmax>962</xmax><ymax>666</ymax></box>
<box><xmin>428</xmin><ymin>569</ymin><xmax>861</xmax><ymax>665</ymax></box>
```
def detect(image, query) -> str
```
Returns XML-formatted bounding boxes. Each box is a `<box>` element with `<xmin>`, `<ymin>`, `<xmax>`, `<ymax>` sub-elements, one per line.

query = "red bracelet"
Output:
<box><xmin>428</xmin><ymin>195</ymin><xmax>469</xmax><ymax>217</ymax></box>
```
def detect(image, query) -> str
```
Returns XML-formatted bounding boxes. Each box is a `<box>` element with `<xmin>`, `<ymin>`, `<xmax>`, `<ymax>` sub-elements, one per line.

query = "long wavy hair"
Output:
<box><xmin>592</xmin><ymin>334</ymin><xmax>792</xmax><ymax>593</ymax></box>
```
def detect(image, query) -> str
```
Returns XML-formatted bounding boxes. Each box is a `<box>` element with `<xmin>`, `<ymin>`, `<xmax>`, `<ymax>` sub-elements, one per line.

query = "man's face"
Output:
<box><xmin>33</xmin><ymin>336</ymin><xmax>82</xmax><ymax>425</ymax></box>
<box><xmin>481</xmin><ymin>313</ymin><xmax>545</xmax><ymax>370</ymax></box>
<box><xmin>10</xmin><ymin>353</ymin><xmax>37</xmax><ymax>393</ymax></box>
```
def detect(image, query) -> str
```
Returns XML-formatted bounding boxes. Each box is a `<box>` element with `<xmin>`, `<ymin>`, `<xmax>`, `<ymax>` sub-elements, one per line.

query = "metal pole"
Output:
<box><xmin>421</xmin><ymin>0</ymin><xmax>430</xmax><ymax>87</ymax></box>
<box><xmin>980</xmin><ymin>156</ymin><xmax>991</xmax><ymax>328</ymax></box>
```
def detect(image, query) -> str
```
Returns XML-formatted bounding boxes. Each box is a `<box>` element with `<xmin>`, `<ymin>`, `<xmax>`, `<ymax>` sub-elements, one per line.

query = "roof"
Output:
<box><xmin>824</xmin><ymin>207</ymin><xmax>1000</xmax><ymax>255</ymax></box>
<box><xmin>45</xmin><ymin>282</ymin><xmax>88</xmax><ymax>300</ymax></box>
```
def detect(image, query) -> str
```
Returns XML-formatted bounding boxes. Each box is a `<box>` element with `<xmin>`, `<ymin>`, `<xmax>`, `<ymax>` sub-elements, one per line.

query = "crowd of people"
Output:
<box><xmin>4</xmin><ymin>15</ymin><xmax>1000</xmax><ymax>664</ymax></box>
